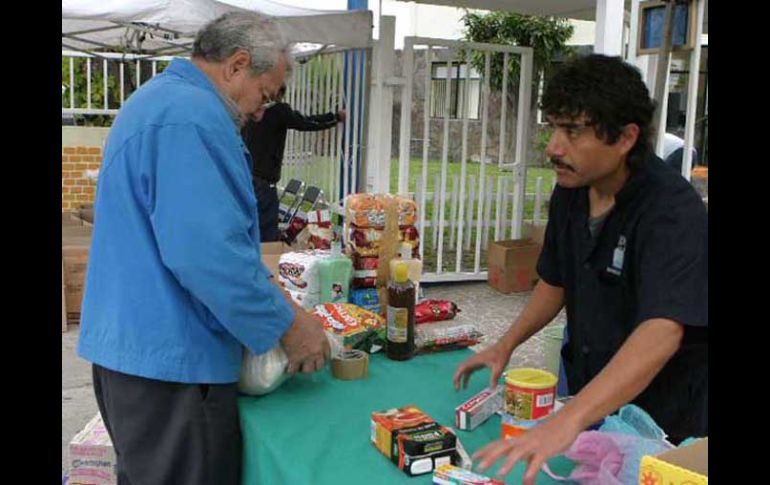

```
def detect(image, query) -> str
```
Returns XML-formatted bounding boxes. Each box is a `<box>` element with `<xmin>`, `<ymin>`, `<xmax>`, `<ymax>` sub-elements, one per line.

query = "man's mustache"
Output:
<box><xmin>550</xmin><ymin>158</ymin><xmax>575</xmax><ymax>172</ymax></box>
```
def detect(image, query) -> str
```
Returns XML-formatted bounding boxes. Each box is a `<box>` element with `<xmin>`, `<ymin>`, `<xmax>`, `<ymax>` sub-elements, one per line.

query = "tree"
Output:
<box><xmin>461</xmin><ymin>11</ymin><xmax>574</xmax><ymax>166</ymax></box>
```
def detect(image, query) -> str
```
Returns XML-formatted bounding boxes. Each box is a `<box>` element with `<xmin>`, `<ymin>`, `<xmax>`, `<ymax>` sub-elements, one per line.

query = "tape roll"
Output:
<box><xmin>331</xmin><ymin>350</ymin><xmax>369</xmax><ymax>380</ymax></box>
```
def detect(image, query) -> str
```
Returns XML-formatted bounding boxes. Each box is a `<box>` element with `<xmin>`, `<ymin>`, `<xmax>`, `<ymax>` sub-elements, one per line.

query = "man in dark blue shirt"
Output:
<box><xmin>242</xmin><ymin>85</ymin><xmax>345</xmax><ymax>241</ymax></box>
<box><xmin>454</xmin><ymin>54</ymin><xmax>707</xmax><ymax>484</ymax></box>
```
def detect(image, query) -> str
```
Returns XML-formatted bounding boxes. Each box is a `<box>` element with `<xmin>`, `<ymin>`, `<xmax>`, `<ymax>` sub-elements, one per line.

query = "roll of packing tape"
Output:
<box><xmin>331</xmin><ymin>350</ymin><xmax>369</xmax><ymax>380</ymax></box>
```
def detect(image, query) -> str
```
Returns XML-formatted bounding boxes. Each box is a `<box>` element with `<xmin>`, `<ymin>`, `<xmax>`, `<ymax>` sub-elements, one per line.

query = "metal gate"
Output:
<box><xmin>280</xmin><ymin>47</ymin><xmax>370</xmax><ymax>205</ymax></box>
<box><xmin>396</xmin><ymin>37</ymin><xmax>535</xmax><ymax>282</ymax></box>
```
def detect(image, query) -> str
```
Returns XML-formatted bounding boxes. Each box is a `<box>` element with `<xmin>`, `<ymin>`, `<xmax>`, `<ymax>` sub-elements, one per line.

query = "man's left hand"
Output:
<box><xmin>473</xmin><ymin>412</ymin><xmax>582</xmax><ymax>484</ymax></box>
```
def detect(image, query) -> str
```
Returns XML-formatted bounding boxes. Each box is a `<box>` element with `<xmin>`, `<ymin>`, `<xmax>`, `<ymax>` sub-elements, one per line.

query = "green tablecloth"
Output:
<box><xmin>239</xmin><ymin>349</ymin><xmax>575</xmax><ymax>484</ymax></box>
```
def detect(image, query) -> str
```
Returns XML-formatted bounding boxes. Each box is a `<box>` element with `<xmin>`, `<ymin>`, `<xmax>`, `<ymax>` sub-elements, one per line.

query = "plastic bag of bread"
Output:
<box><xmin>346</xmin><ymin>193</ymin><xmax>418</xmax><ymax>228</ymax></box>
<box><xmin>348</xmin><ymin>225</ymin><xmax>421</xmax><ymax>258</ymax></box>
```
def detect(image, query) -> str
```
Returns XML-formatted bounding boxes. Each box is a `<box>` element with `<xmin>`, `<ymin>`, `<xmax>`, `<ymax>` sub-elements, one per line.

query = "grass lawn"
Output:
<box><xmin>389</xmin><ymin>158</ymin><xmax>555</xmax><ymax>197</ymax></box>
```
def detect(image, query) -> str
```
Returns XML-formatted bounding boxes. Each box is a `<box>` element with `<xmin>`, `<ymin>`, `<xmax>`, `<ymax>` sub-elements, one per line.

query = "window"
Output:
<box><xmin>637</xmin><ymin>0</ymin><xmax>698</xmax><ymax>55</ymax></box>
<box><xmin>430</xmin><ymin>62</ymin><xmax>481</xmax><ymax>120</ymax></box>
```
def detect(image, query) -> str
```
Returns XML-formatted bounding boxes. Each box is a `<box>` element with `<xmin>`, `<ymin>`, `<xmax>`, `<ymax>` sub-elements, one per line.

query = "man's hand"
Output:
<box><xmin>337</xmin><ymin>110</ymin><xmax>347</xmax><ymax>123</ymax></box>
<box><xmin>453</xmin><ymin>341</ymin><xmax>512</xmax><ymax>390</ymax></box>
<box><xmin>473</xmin><ymin>412</ymin><xmax>582</xmax><ymax>484</ymax></box>
<box><xmin>280</xmin><ymin>310</ymin><xmax>330</xmax><ymax>374</ymax></box>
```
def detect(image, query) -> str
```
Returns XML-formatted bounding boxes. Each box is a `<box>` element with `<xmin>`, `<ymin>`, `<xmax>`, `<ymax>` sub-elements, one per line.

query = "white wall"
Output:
<box><xmin>270</xmin><ymin>0</ymin><xmax>598</xmax><ymax>50</ymax></box>
<box><xmin>567</xmin><ymin>20</ymin><xmax>597</xmax><ymax>46</ymax></box>
<box><xmin>62</xmin><ymin>126</ymin><xmax>110</xmax><ymax>148</ymax></box>
<box><xmin>376</xmin><ymin>1</ymin><xmax>474</xmax><ymax>48</ymax></box>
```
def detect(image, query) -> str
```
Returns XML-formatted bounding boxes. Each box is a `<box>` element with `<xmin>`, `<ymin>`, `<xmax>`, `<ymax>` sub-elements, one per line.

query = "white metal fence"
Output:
<box><xmin>397</xmin><ymin>37</ymin><xmax>535</xmax><ymax>282</ymax></box>
<box><xmin>62</xmin><ymin>50</ymin><xmax>174</xmax><ymax>116</ymax></box>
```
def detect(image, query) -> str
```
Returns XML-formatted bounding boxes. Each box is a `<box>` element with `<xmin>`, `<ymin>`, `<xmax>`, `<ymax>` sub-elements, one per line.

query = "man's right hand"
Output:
<box><xmin>281</xmin><ymin>310</ymin><xmax>331</xmax><ymax>375</ymax></box>
<box><xmin>453</xmin><ymin>341</ymin><xmax>512</xmax><ymax>391</ymax></box>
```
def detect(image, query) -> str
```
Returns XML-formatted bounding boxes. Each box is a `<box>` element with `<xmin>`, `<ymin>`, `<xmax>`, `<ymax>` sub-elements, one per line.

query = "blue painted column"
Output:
<box><xmin>340</xmin><ymin>0</ymin><xmax>368</xmax><ymax>199</ymax></box>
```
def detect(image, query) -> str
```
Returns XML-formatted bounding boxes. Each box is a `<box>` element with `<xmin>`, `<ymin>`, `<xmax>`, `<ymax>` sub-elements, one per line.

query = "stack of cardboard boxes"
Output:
<box><xmin>62</xmin><ymin>212</ymin><xmax>92</xmax><ymax>331</ymax></box>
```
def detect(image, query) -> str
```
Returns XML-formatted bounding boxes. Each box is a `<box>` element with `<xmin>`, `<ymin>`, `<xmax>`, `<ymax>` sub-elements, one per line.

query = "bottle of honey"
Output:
<box><xmin>386</xmin><ymin>261</ymin><xmax>416</xmax><ymax>361</ymax></box>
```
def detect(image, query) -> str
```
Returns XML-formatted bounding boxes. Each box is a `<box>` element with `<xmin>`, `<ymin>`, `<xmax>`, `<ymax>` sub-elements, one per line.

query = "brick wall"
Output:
<box><xmin>62</xmin><ymin>127</ymin><xmax>110</xmax><ymax>212</ymax></box>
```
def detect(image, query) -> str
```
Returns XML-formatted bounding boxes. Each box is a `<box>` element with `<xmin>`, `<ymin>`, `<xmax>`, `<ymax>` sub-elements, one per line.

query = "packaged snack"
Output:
<box><xmin>352</xmin><ymin>254</ymin><xmax>379</xmax><ymax>288</ymax></box>
<box><xmin>350</xmin><ymin>288</ymin><xmax>381</xmax><ymax>314</ymax></box>
<box><xmin>307</xmin><ymin>208</ymin><xmax>333</xmax><ymax>250</ymax></box>
<box><xmin>415</xmin><ymin>300</ymin><xmax>460</xmax><ymax>324</ymax></box>
<box><xmin>346</xmin><ymin>193</ymin><xmax>418</xmax><ymax>228</ymax></box>
<box><xmin>348</xmin><ymin>225</ymin><xmax>421</xmax><ymax>257</ymax></box>
<box><xmin>284</xmin><ymin>186</ymin><xmax>323</xmax><ymax>243</ymax></box>
<box><xmin>278</xmin><ymin>250</ymin><xmax>330</xmax><ymax>293</ymax></box>
<box><xmin>415</xmin><ymin>324</ymin><xmax>483</xmax><ymax>353</ymax></box>
<box><xmin>312</xmin><ymin>303</ymin><xmax>385</xmax><ymax>350</ymax></box>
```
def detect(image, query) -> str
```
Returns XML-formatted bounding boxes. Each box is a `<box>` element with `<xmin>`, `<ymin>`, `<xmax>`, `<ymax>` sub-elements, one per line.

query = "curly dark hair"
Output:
<box><xmin>541</xmin><ymin>54</ymin><xmax>656</xmax><ymax>171</ymax></box>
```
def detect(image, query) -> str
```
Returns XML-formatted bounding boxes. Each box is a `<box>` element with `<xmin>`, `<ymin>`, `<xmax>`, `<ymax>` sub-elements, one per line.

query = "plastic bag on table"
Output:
<box><xmin>542</xmin><ymin>431</ymin><xmax>673</xmax><ymax>484</ymax></box>
<box><xmin>239</xmin><ymin>345</ymin><xmax>290</xmax><ymax>396</ymax></box>
<box><xmin>239</xmin><ymin>328</ymin><xmax>350</xmax><ymax>396</ymax></box>
<box><xmin>542</xmin><ymin>405</ymin><xmax>674</xmax><ymax>484</ymax></box>
<box><xmin>415</xmin><ymin>323</ymin><xmax>483</xmax><ymax>353</ymax></box>
<box><xmin>345</xmin><ymin>193</ymin><xmax>418</xmax><ymax>228</ymax></box>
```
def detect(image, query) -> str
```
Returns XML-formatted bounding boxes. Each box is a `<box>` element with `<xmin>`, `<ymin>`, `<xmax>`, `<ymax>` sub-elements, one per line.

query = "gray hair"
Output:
<box><xmin>192</xmin><ymin>12</ymin><xmax>292</xmax><ymax>76</ymax></box>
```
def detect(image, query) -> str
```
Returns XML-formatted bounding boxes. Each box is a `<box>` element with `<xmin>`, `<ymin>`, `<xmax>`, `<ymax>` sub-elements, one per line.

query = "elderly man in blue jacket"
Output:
<box><xmin>77</xmin><ymin>12</ymin><xmax>330</xmax><ymax>485</ymax></box>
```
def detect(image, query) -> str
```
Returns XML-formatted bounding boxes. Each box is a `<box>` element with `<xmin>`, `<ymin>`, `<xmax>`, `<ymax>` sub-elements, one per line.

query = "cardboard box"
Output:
<box><xmin>63</xmin><ymin>246</ymin><xmax>89</xmax><ymax>314</ymax></box>
<box><xmin>63</xmin><ymin>224</ymin><xmax>92</xmax><ymax>316</ymax></box>
<box><xmin>63</xmin><ymin>212</ymin><xmax>85</xmax><ymax>227</ymax></box>
<box><xmin>487</xmin><ymin>239</ymin><xmax>542</xmax><ymax>293</ymax></box>
<box><xmin>455</xmin><ymin>386</ymin><xmax>503</xmax><ymax>431</ymax></box>
<box><xmin>371</xmin><ymin>405</ymin><xmax>457</xmax><ymax>476</ymax></box>
<box><xmin>69</xmin><ymin>413</ymin><xmax>117</xmax><ymax>485</ymax></box>
<box><xmin>522</xmin><ymin>222</ymin><xmax>546</xmax><ymax>245</ymax></box>
<box><xmin>639</xmin><ymin>438</ymin><xmax>708</xmax><ymax>485</ymax></box>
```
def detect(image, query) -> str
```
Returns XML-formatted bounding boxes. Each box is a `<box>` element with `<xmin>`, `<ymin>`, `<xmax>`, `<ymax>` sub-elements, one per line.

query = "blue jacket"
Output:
<box><xmin>78</xmin><ymin>58</ymin><xmax>296</xmax><ymax>384</ymax></box>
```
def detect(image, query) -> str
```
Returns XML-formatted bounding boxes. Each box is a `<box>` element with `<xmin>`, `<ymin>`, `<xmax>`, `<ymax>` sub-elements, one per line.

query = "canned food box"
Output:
<box><xmin>371</xmin><ymin>405</ymin><xmax>457</xmax><ymax>476</ymax></box>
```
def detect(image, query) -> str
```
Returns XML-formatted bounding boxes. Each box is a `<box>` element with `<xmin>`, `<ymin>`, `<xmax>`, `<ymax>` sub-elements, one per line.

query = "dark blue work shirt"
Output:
<box><xmin>537</xmin><ymin>154</ymin><xmax>708</xmax><ymax>440</ymax></box>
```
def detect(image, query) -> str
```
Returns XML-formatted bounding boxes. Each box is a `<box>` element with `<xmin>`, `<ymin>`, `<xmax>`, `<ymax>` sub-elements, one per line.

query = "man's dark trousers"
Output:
<box><xmin>253</xmin><ymin>177</ymin><xmax>280</xmax><ymax>242</ymax></box>
<box><xmin>92</xmin><ymin>364</ymin><xmax>242</xmax><ymax>485</ymax></box>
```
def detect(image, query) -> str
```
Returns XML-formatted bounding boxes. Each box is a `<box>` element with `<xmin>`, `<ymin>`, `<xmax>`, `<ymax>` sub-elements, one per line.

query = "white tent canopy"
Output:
<box><xmin>62</xmin><ymin>0</ymin><xmax>373</xmax><ymax>57</ymax></box>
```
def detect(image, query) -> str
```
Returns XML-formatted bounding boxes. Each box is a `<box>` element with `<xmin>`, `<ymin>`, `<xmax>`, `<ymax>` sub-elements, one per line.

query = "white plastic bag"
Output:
<box><xmin>238</xmin><ymin>346</ymin><xmax>290</xmax><ymax>396</ymax></box>
<box><xmin>238</xmin><ymin>333</ymin><xmax>346</xmax><ymax>396</ymax></box>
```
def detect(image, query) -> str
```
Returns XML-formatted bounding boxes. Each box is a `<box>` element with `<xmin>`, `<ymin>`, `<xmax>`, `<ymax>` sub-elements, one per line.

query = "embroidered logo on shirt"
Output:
<box><xmin>606</xmin><ymin>235</ymin><xmax>626</xmax><ymax>277</ymax></box>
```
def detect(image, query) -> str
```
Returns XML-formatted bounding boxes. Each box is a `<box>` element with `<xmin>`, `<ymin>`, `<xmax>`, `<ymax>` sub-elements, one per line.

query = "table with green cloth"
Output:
<box><xmin>238</xmin><ymin>348</ymin><xmax>575</xmax><ymax>484</ymax></box>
